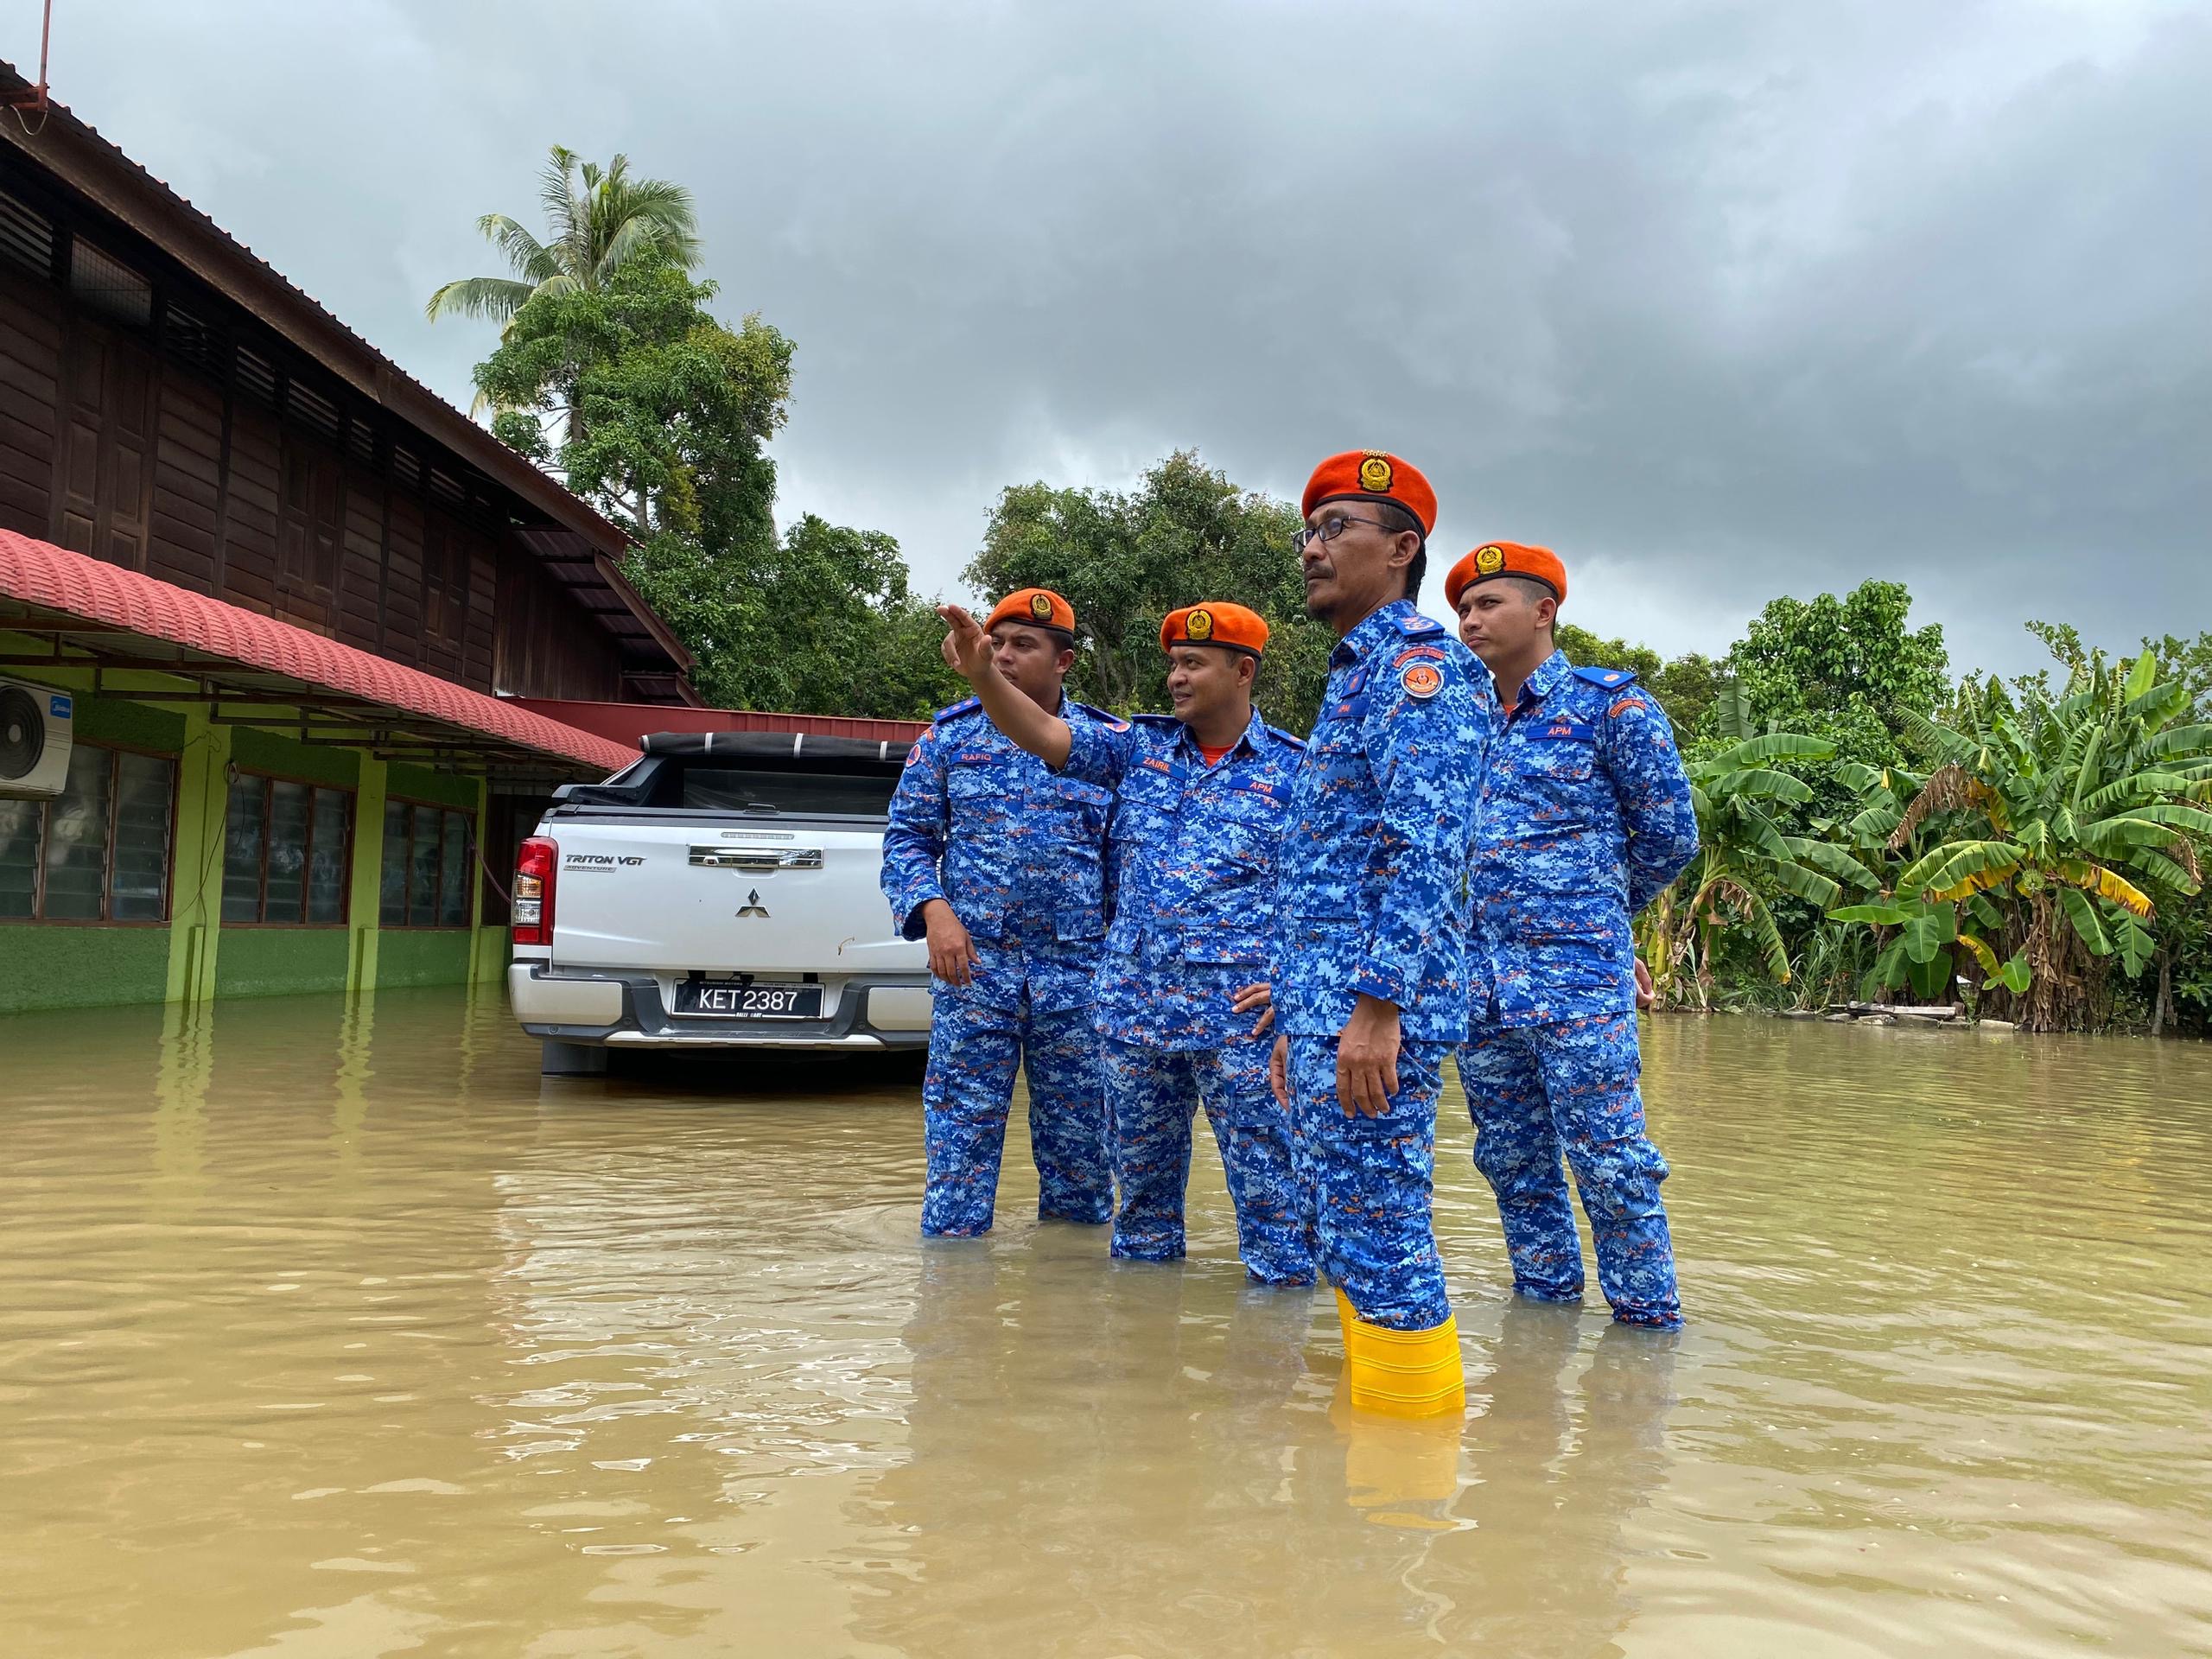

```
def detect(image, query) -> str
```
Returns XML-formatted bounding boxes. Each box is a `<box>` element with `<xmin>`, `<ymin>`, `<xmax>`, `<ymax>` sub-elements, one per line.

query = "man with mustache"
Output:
<box><xmin>1268</xmin><ymin>451</ymin><xmax>1496</xmax><ymax>1416</ymax></box>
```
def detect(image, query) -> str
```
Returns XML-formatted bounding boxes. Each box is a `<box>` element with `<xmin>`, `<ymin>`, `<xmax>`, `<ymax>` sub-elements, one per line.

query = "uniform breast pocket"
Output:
<box><xmin>1112</xmin><ymin>774</ymin><xmax>1179</xmax><ymax>846</ymax></box>
<box><xmin>1044</xmin><ymin>777</ymin><xmax>1113</xmax><ymax>841</ymax></box>
<box><xmin>946</xmin><ymin>765</ymin><xmax>1004</xmax><ymax>825</ymax></box>
<box><xmin>1306</xmin><ymin>724</ymin><xmax>1369</xmax><ymax>787</ymax></box>
<box><xmin>1519</xmin><ymin>734</ymin><xmax>1595</xmax><ymax>786</ymax></box>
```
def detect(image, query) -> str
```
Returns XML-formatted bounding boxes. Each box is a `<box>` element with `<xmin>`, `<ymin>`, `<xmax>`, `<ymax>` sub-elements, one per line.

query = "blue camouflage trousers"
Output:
<box><xmin>921</xmin><ymin>991</ymin><xmax>1112</xmax><ymax>1236</ymax></box>
<box><xmin>1286</xmin><ymin>1035</ymin><xmax>1452</xmax><ymax>1331</ymax></box>
<box><xmin>1099</xmin><ymin>1035</ymin><xmax>1313</xmax><ymax>1284</ymax></box>
<box><xmin>1457</xmin><ymin>1011</ymin><xmax>1681</xmax><ymax>1328</ymax></box>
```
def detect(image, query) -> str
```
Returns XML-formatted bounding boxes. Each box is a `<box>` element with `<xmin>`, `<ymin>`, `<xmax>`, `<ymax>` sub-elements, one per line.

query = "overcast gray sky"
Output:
<box><xmin>17</xmin><ymin>1</ymin><xmax>2209</xmax><ymax>672</ymax></box>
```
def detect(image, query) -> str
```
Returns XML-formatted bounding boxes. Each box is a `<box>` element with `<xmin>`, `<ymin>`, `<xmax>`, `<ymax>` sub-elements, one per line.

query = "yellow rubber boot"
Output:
<box><xmin>1334</xmin><ymin>1287</ymin><xmax>1466</xmax><ymax>1419</ymax></box>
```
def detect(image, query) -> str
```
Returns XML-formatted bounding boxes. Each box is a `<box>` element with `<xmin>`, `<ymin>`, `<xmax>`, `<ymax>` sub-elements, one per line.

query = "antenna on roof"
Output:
<box><xmin>5</xmin><ymin>0</ymin><xmax>54</xmax><ymax>129</ymax></box>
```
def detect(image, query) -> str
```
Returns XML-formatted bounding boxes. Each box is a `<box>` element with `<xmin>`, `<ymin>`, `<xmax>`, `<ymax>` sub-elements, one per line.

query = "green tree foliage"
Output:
<box><xmin>965</xmin><ymin>450</ymin><xmax>1335</xmax><ymax>732</ymax></box>
<box><xmin>627</xmin><ymin>515</ymin><xmax>959</xmax><ymax>719</ymax></box>
<box><xmin>1714</xmin><ymin>581</ymin><xmax>1950</xmax><ymax>774</ymax></box>
<box><xmin>441</xmin><ymin>155</ymin><xmax>944</xmax><ymax>720</ymax></box>
<box><xmin>473</xmin><ymin>257</ymin><xmax>790</xmax><ymax>551</ymax></box>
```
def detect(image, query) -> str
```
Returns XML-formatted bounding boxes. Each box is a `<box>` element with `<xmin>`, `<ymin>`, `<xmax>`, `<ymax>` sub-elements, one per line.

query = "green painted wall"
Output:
<box><xmin>73</xmin><ymin>695</ymin><xmax>185</xmax><ymax>751</ymax></box>
<box><xmin>0</xmin><ymin>925</ymin><xmax>171</xmax><ymax>1014</ymax></box>
<box><xmin>375</xmin><ymin>928</ymin><xmax>474</xmax><ymax>988</ymax></box>
<box><xmin>230</xmin><ymin>726</ymin><xmax>361</xmax><ymax>789</ymax></box>
<box><xmin>0</xmin><ymin>678</ymin><xmax>509</xmax><ymax>1014</ymax></box>
<box><xmin>214</xmin><ymin>929</ymin><xmax>352</xmax><ymax>999</ymax></box>
<box><xmin>386</xmin><ymin>763</ymin><xmax>478</xmax><ymax>811</ymax></box>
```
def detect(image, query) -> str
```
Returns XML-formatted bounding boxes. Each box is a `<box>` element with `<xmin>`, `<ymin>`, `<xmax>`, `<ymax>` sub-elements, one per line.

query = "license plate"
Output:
<box><xmin>671</xmin><ymin>979</ymin><xmax>822</xmax><ymax>1019</ymax></box>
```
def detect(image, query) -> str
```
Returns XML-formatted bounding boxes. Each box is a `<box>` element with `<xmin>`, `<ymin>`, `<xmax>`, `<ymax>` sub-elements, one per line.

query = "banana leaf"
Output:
<box><xmin>2057</xmin><ymin>886</ymin><xmax>2113</xmax><ymax>955</ymax></box>
<box><xmin>2113</xmin><ymin>913</ymin><xmax>2154</xmax><ymax>978</ymax></box>
<box><xmin>1829</xmin><ymin>900</ymin><xmax>1914</xmax><ymax>925</ymax></box>
<box><xmin>1899</xmin><ymin>905</ymin><xmax>1956</xmax><ymax>964</ymax></box>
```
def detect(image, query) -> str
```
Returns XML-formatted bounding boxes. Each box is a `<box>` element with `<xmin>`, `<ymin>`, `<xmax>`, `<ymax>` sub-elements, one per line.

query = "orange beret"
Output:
<box><xmin>1160</xmin><ymin>601</ymin><xmax>1269</xmax><ymax>657</ymax></box>
<box><xmin>984</xmin><ymin>588</ymin><xmax>1077</xmax><ymax>636</ymax></box>
<box><xmin>1301</xmin><ymin>450</ymin><xmax>1436</xmax><ymax>540</ymax></box>
<box><xmin>1446</xmin><ymin>542</ymin><xmax>1567</xmax><ymax>610</ymax></box>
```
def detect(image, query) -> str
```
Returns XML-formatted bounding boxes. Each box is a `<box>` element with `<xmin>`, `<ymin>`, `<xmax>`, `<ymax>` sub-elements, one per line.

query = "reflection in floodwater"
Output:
<box><xmin>2</xmin><ymin>992</ymin><xmax>2210</xmax><ymax>1657</ymax></box>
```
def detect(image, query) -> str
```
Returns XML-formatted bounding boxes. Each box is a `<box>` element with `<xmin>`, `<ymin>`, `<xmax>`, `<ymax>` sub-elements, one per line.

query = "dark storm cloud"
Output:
<box><xmin>24</xmin><ymin>1</ymin><xmax>2209</xmax><ymax>671</ymax></box>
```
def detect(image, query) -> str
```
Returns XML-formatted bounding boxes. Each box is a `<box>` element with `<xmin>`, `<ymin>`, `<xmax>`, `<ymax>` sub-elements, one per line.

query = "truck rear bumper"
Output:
<box><xmin>510</xmin><ymin>963</ymin><xmax>931</xmax><ymax>1052</ymax></box>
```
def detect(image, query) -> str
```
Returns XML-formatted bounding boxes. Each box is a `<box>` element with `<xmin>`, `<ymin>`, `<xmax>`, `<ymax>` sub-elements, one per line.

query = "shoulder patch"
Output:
<box><xmin>1401</xmin><ymin>661</ymin><xmax>1444</xmax><ymax>701</ymax></box>
<box><xmin>1397</xmin><ymin>613</ymin><xmax>1446</xmax><ymax>637</ymax></box>
<box><xmin>933</xmin><ymin>696</ymin><xmax>982</xmax><ymax>724</ymax></box>
<box><xmin>1392</xmin><ymin>644</ymin><xmax>1446</xmax><ymax>668</ymax></box>
<box><xmin>903</xmin><ymin>741</ymin><xmax>925</xmax><ymax>767</ymax></box>
<box><xmin>1571</xmin><ymin>665</ymin><xmax>1639</xmax><ymax>690</ymax></box>
<box><xmin>1073</xmin><ymin>700</ymin><xmax>1130</xmax><ymax>733</ymax></box>
<box><xmin>1265</xmin><ymin>723</ymin><xmax>1308</xmax><ymax>750</ymax></box>
<box><xmin>1607</xmin><ymin>696</ymin><xmax>1649</xmax><ymax>719</ymax></box>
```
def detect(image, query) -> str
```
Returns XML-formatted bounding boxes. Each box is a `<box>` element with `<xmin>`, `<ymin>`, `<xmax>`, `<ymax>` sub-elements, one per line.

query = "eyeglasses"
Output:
<box><xmin>1291</xmin><ymin>513</ymin><xmax>1393</xmax><ymax>553</ymax></box>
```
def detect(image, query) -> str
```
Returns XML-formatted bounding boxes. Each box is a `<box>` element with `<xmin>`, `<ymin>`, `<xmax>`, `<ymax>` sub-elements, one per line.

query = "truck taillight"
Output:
<box><xmin>513</xmin><ymin>836</ymin><xmax>557</xmax><ymax>946</ymax></box>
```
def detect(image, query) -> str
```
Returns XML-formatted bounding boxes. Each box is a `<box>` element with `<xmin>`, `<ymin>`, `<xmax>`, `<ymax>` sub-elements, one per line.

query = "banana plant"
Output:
<box><xmin>1872</xmin><ymin>650</ymin><xmax>2212</xmax><ymax>1028</ymax></box>
<box><xmin>1817</xmin><ymin>760</ymin><xmax>2013</xmax><ymax>1004</ymax></box>
<box><xmin>1640</xmin><ymin>730</ymin><xmax>1876</xmax><ymax>1007</ymax></box>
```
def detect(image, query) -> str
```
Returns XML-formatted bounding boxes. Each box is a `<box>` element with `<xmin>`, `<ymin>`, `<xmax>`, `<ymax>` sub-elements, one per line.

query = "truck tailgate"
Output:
<box><xmin>550</xmin><ymin>818</ymin><xmax>905</xmax><ymax>974</ymax></box>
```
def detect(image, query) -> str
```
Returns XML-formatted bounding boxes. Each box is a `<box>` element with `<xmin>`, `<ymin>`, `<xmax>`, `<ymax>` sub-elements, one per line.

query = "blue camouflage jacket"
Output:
<box><xmin>1274</xmin><ymin>599</ymin><xmax>1497</xmax><ymax>1042</ymax></box>
<box><xmin>1470</xmin><ymin>649</ymin><xmax>1700</xmax><ymax>1027</ymax></box>
<box><xmin>880</xmin><ymin>694</ymin><xmax>1123</xmax><ymax>1014</ymax></box>
<box><xmin>1058</xmin><ymin>706</ymin><xmax>1306</xmax><ymax>1050</ymax></box>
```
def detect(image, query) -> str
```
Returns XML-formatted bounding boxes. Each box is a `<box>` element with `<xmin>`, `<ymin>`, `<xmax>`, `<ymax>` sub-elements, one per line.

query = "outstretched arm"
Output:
<box><xmin>938</xmin><ymin>604</ymin><xmax>1072</xmax><ymax>768</ymax></box>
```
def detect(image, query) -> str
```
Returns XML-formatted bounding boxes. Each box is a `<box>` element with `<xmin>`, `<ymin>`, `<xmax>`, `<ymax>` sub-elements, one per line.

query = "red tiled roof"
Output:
<box><xmin>0</xmin><ymin>531</ymin><xmax>634</xmax><ymax>774</ymax></box>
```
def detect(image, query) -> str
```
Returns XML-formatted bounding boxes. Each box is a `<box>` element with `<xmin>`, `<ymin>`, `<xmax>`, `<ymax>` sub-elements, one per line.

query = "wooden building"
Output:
<box><xmin>0</xmin><ymin>67</ymin><xmax>693</xmax><ymax>1014</ymax></box>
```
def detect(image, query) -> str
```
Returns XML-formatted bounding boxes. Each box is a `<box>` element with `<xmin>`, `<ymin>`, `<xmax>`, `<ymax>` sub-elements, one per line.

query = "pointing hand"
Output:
<box><xmin>937</xmin><ymin>604</ymin><xmax>994</xmax><ymax>683</ymax></box>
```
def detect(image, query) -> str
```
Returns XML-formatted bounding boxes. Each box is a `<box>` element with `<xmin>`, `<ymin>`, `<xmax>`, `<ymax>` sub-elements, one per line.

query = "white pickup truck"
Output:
<box><xmin>506</xmin><ymin>731</ymin><xmax>931</xmax><ymax>1073</ymax></box>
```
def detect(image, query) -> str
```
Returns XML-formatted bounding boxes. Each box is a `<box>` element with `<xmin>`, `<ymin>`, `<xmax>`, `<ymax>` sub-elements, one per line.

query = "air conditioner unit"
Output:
<box><xmin>0</xmin><ymin>676</ymin><xmax>73</xmax><ymax>799</ymax></box>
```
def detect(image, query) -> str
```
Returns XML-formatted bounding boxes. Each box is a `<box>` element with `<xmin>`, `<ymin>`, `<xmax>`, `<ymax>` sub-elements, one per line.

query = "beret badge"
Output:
<box><xmin>1357</xmin><ymin>453</ymin><xmax>1395</xmax><ymax>494</ymax></box>
<box><xmin>1185</xmin><ymin>607</ymin><xmax>1214</xmax><ymax>641</ymax></box>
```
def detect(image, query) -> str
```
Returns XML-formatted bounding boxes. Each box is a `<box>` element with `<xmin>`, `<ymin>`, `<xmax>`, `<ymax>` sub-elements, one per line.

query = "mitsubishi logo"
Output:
<box><xmin>735</xmin><ymin>888</ymin><xmax>771</xmax><ymax>918</ymax></box>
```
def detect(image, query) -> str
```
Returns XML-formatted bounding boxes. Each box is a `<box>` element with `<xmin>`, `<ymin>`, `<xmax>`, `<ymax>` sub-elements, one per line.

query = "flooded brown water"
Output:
<box><xmin>3</xmin><ymin>992</ymin><xmax>2210</xmax><ymax>1658</ymax></box>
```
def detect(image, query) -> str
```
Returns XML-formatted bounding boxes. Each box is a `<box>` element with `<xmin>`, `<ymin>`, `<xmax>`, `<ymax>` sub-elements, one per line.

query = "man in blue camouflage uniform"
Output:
<box><xmin>931</xmin><ymin>597</ymin><xmax>1311</xmax><ymax>1282</ymax></box>
<box><xmin>1268</xmin><ymin>449</ymin><xmax>1496</xmax><ymax>1418</ymax></box>
<box><xmin>1448</xmin><ymin>542</ymin><xmax>1700</xmax><ymax>1328</ymax></box>
<box><xmin>880</xmin><ymin>588</ymin><xmax>1118</xmax><ymax>1237</ymax></box>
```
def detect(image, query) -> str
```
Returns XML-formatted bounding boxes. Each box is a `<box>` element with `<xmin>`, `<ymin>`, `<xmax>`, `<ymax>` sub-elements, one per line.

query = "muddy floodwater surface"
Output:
<box><xmin>3</xmin><ymin>992</ymin><xmax>2210</xmax><ymax>1658</ymax></box>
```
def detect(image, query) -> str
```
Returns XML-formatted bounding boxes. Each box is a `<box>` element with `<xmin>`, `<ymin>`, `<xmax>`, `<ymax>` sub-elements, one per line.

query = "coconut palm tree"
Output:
<box><xmin>1874</xmin><ymin>651</ymin><xmax>2212</xmax><ymax>1029</ymax></box>
<box><xmin>426</xmin><ymin>146</ymin><xmax>699</xmax><ymax>330</ymax></box>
